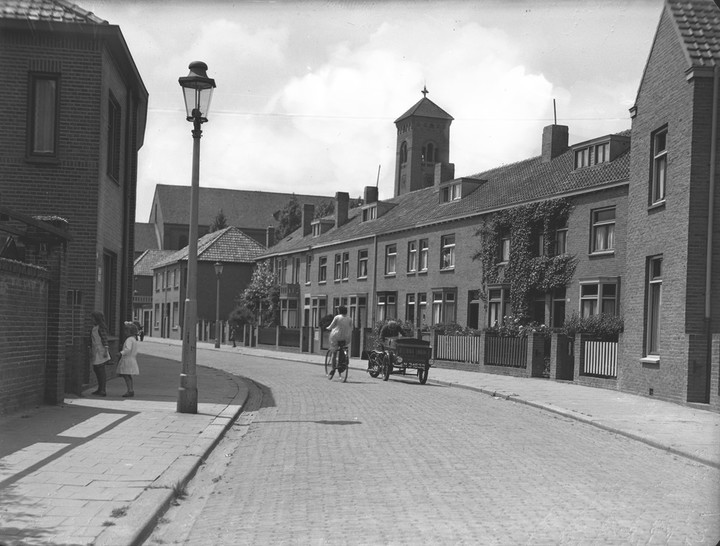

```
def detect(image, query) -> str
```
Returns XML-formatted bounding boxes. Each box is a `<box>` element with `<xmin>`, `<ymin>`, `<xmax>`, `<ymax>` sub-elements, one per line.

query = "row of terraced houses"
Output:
<box><xmin>254</xmin><ymin>0</ymin><xmax>720</xmax><ymax>409</ymax></box>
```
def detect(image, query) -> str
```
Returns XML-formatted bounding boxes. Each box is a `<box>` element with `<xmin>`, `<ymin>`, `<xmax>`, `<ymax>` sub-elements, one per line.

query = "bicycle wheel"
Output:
<box><xmin>324</xmin><ymin>349</ymin><xmax>333</xmax><ymax>377</ymax></box>
<box><xmin>367</xmin><ymin>352</ymin><xmax>381</xmax><ymax>378</ymax></box>
<box><xmin>382</xmin><ymin>353</ymin><xmax>392</xmax><ymax>381</ymax></box>
<box><xmin>339</xmin><ymin>350</ymin><xmax>349</xmax><ymax>383</ymax></box>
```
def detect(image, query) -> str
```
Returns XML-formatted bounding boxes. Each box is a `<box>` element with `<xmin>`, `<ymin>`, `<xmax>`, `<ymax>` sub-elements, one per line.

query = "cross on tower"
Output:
<box><xmin>422</xmin><ymin>85</ymin><xmax>429</xmax><ymax>97</ymax></box>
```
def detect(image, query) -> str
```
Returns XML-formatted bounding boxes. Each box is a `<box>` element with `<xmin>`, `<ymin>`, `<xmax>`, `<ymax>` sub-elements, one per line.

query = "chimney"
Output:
<box><xmin>542</xmin><ymin>125</ymin><xmax>569</xmax><ymax>162</ymax></box>
<box><xmin>434</xmin><ymin>162</ymin><xmax>455</xmax><ymax>190</ymax></box>
<box><xmin>364</xmin><ymin>186</ymin><xmax>378</xmax><ymax>205</ymax></box>
<box><xmin>335</xmin><ymin>192</ymin><xmax>349</xmax><ymax>228</ymax></box>
<box><xmin>302</xmin><ymin>203</ymin><xmax>314</xmax><ymax>236</ymax></box>
<box><xmin>266</xmin><ymin>226</ymin><xmax>275</xmax><ymax>247</ymax></box>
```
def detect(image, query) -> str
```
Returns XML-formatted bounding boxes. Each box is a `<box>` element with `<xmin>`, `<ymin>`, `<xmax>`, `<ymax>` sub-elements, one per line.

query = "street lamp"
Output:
<box><xmin>177</xmin><ymin>61</ymin><xmax>216</xmax><ymax>414</ymax></box>
<box><xmin>214</xmin><ymin>262</ymin><xmax>224</xmax><ymax>348</ymax></box>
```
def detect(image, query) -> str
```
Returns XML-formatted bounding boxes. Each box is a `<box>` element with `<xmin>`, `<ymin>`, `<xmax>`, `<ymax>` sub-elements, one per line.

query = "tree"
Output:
<box><xmin>276</xmin><ymin>196</ymin><xmax>302</xmax><ymax>239</ymax></box>
<box><xmin>314</xmin><ymin>199</ymin><xmax>334</xmax><ymax>219</ymax></box>
<box><xmin>232</xmin><ymin>261</ymin><xmax>280</xmax><ymax>326</ymax></box>
<box><xmin>210</xmin><ymin>209</ymin><xmax>228</xmax><ymax>232</ymax></box>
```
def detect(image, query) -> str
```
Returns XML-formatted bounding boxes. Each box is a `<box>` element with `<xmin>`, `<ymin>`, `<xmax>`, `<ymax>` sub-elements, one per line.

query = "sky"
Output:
<box><xmin>84</xmin><ymin>0</ymin><xmax>665</xmax><ymax>222</ymax></box>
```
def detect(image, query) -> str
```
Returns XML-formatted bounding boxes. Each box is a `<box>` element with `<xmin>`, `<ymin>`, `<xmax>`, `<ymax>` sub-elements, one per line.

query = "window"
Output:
<box><xmin>357</xmin><ymin>249</ymin><xmax>368</xmax><ymax>279</ymax></box>
<box><xmin>498</xmin><ymin>236</ymin><xmax>510</xmax><ymax>263</ymax></box>
<box><xmin>281</xmin><ymin>299</ymin><xmax>299</xmax><ymax>328</ymax></box>
<box><xmin>155</xmin><ymin>272</ymin><xmax>160</xmax><ymax>292</ymax></box>
<box><xmin>591</xmin><ymin>207</ymin><xmax>615</xmax><ymax>253</ymax></box>
<box><xmin>342</xmin><ymin>252</ymin><xmax>349</xmax><ymax>280</ymax></box>
<box><xmin>318</xmin><ymin>256</ymin><xmax>327</xmax><ymax>283</ymax></box>
<box><xmin>172</xmin><ymin>302</ymin><xmax>179</xmax><ymax>328</ymax></box>
<box><xmin>376</xmin><ymin>292</ymin><xmax>397</xmax><ymax>322</ymax></box>
<box><xmin>488</xmin><ymin>287</ymin><xmax>511</xmax><ymax>327</ymax></box>
<box><xmin>419</xmin><ymin>239</ymin><xmax>429</xmax><ymax>272</ymax></box>
<box><xmin>418</xmin><ymin>293</ymin><xmax>427</xmax><ymax>327</ymax></box>
<box><xmin>102</xmin><ymin>251</ymin><xmax>117</xmax><ymax>335</ymax></box>
<box><xmin>400</xmin><ymin>141</ymin><xmax>408</xmax><ymax>164</ymax></box>
<box><xmin>348</xmin><ymin>295</ymin><xmax>367</xmax><ymax>328</ymax></box>
<box><xmin>362</xmin><ymin>206</ymin><xmax>377</xmax><ymax>222</ymax></box>
<box><xmin>407</xmin><ymin>241</ymin><xmax>417</xmax><ymax>272</ymax></box>
<box><xmin>278</xmin><ymin>258</ymin><xmax>288</xmax><ymax>284</ymax></box>
<box><xmin>293</xmin><ymin>257</ymin><xmax>301</xmax><ymax>284</ymax></box>
<box><xmin>651</xmin><ymin>128</ymin><xmax>667</xmax><ymax>204</ymax></box>
<box><xmin>431</xmin><ymin>290</ymin><xmax>456</xmax><ymax>325</ymax></box>
<box><xmin>305</xmin><ymin>255</ymin><xmax>312</xmax><ymax>284</ymax></box>
<box><xmin>551</xmin><ymin>288</ymin><xmax>566</xmax><ymax>328</ymax></box>
<box><xmin>595</xmin><ymin>143</ymin><xmax>608</xmax><ymax>164</ymax></box>
<box><xmin>646</xmin><ymin>257</ymin><xmax>662</xmax><ymax>355</ymax></box>
<box><xmin>440</xmin><ymin>234</ymin><xmax>455</xmax><ymax>270</ymax></box>
<box><xmin>310</xmin><ymin>297</ymin><xmax>327</xmax><ymax>327</ymax></box>
<box><xmin>554</xmin><ymin>225</ymin><xmax>568</xmax><ymax>256</ymax></box>
<box><xmin>312</xmin><ymin>223</ymin><xmax>322</xmax><ymax>237</ymax></box>
<box><xmin>29</xmin><ymin>73</ymin><xmax>58</xmax><ymax>157</ymax></box>
<box><xmin>467</xmin><ymin>290</ymin><xmax>481</xmax><ymax>330</ymax></box>
<box><xmin>406</xmin><ymin>294</ymin><xmax>416</xmax><ymax>323</ymax></box>
<box><xmin>174</xmin><ymin>268</ymin><xmax>179</xmax><ymax>288</ymax></box>
<box><xmin>422</xmin><ymin>142</ymin><xmax>437</xmax><ymax>164</ymax></box>
<box><xmin>107</xmin><ymin>94</ymin><xmax>121</xmax><ymax>180</ymax></box>
<box><xmin>580</xmin><ymin>280</ymin><xmax>619</xmax><ymax>317</ymax></box>
<box><xmin>334</xmin><ymin>254</ymin><xmax>342</xmax><ymax>281</ymax></box>
<box><xmin>574</xmin><ymin>148</ymin><xmax>589</xmax><ymax>168</ymax></box>
<box><xmin>385</xmin><ymin>244</ymin><xmax>397</xmax><ymax>275</ymax></box>
<box><xmin>441</xmin><ymin>183</ymin><xmax>461</xmax><ymax>202</ymax></box>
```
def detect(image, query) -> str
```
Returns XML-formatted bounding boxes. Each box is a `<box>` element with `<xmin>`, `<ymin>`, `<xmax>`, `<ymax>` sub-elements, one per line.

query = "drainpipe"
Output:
<box><xmin>705</xmin><ymin>64</ymin><xmax>719</xmax><ymax>398</ymax></box>
<box><xmin>371</xmin><ymin>234</ymin><xmax>378</xmax><ymax>326</ymax></box>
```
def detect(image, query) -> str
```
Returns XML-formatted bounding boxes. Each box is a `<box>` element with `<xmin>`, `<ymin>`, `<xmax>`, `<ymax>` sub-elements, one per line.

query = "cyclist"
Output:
<box><xmin>326</xmin><ymin>305</ymin><xmax>353</xmax><ymax>379</ymax></box>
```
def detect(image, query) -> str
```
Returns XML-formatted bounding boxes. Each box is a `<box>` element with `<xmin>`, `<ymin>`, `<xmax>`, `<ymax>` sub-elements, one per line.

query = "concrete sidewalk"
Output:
<box><xmin>0</xmin><ymin>339</ymin><xmax>718</xmax><ymax>546</ymax></box>
<box><xmin>0</xmin><ymin>354</ymin><xmax>249</xmax><ymax>546</ymax></box>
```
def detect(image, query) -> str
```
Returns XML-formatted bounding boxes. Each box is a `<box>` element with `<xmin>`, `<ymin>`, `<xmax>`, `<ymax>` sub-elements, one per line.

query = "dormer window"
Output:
<box><xmin>362</xmin><ymin>205</ymin><xmax>377</xmax><ymax>222</ymax></box>
<box><xmin>595</xmin><ymin>143</ymin><xmax>608</xmax><ymax>164</ymax></box>
<box><xmin>574</xmin><ymin>148</ymin><xmax>590</xmax><ymax>169</ymax></box>
<box><xmin>422</xmin><ymin>142</ymin><xmax>437</xmax><ymax>165</ymax></box>
<box><xmin>441</xmin><ymin>183</ymin><xmax>461</xmax><ymax>203</ymax></box>
<box><xmin>312</xmin><ymin>223</ymin><xmax>321</xmax><ymax>237</ymax></box>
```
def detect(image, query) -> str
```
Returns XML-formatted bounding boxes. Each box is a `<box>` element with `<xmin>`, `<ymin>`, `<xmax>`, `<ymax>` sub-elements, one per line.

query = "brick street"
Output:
<box><xmin>144</xmin><ymin>344</ymin><xmax>720</xmax><ymax>546</ymax></box>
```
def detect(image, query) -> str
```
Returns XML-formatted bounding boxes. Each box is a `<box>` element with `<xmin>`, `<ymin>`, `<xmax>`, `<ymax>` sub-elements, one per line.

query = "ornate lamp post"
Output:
<box><xmin>214</xmin><ymin>262</ymin><xmax>224</xmax><ymax>348</ymax></box>
<box><xmin>177</xmin><ymin>61</ymin><xmax>215</xmax><ymax>414</ymax></box>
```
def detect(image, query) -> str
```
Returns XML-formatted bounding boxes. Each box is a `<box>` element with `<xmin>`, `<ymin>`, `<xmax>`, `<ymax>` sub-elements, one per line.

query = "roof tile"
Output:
<box><xmin>668</xmin><ymin>0</ymin><xmax>720</xmax><ymax>67</ymax></box>
<box><xmin>0</xmin><ymin>0</ymin><xmax>107</xmax><ymax>24</ymax></box>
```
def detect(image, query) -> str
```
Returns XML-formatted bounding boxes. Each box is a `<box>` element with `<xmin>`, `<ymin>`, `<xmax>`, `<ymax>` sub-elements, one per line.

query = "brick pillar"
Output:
<box><xmin>550</xmin><ymin>333</ymin><xmax>560</xmax><ymax>379</ymax></box>
<box><xmin>527</xmin><ymin>332</ymin><xmax>546</xmax><ymax>377</ymax></box>
<box><xmin>41</xmin><ymin>241</ymin><xmax>69</xmax><ymax>403</ymax></box>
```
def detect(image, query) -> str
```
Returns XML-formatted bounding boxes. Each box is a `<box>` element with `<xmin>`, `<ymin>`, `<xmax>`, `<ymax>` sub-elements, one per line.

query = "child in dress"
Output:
<box><xmin>117</xmin><ymin>321</ymin><xmax>140</xmax><ymax>397</ymax></box>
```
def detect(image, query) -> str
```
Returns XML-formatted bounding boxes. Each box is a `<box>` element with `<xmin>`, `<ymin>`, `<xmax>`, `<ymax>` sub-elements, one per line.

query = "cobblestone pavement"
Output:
<box><xmin>143</xmin><ymin>344</ymin><xmax>720</xmax><ymax>546</ymax></box>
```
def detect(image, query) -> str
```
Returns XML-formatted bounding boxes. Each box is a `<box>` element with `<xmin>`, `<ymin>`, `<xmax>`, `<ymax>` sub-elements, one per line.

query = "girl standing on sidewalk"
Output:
<box><xmin>89</xmin><ymin>312</ymin><xmax>111</xmax><ymax>396</ymax></box>
<box><xmin>117</xmin><ymin>321</ymin><xmax>140</xmax><ymax>397</ymax></box>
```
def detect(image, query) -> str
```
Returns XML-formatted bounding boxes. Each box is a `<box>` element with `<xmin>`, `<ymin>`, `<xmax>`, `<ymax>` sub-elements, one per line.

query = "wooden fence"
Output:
<box><xmin>435</xmin><ymin>335</ymin><xmax>483</xmax><ymax>364</ymax></box>
<box><xmin>484</xmin><ymin>334</ymin><xmax>528</xmax><ymax>368</ymax></box>
<box><xmin>581</xmin><ymin>340</ymin><xmax>618</xmax><ymax>378</ymax></box>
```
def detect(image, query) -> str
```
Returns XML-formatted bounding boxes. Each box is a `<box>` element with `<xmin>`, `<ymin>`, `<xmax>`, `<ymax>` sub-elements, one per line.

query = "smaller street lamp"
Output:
<box><xmin>214</xmin><ymin>262</ymin><xmax>224</xmax><ymax>348</ymax></box>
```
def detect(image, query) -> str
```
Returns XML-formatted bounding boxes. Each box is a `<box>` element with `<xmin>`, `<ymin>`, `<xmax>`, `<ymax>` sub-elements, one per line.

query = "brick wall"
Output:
<box><xmin>0</xmin><ymin>260</ymin><xmax>50</xmax><ymax>414</ymax></box>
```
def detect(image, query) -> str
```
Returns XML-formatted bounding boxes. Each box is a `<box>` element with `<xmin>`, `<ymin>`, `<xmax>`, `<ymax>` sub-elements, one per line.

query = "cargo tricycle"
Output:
<box><xmin>367</xmin><ymin>337</ymin><xmax>432</xmax><ymax>384</ymax></box>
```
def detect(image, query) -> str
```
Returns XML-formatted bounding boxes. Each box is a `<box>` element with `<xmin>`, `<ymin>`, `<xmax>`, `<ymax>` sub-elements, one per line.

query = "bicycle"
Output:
<box><xmin>325</xmin><ymin>341</ymin><xmax>349</xmax><ymax>382</ymax></box>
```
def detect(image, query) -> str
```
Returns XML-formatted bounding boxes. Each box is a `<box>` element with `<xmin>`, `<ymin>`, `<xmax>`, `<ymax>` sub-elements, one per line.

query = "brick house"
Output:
<box><xmin>621</xmin><ymin>0</ymin><xmax>720</xmax><ymax>407</ymax></box>
<box><xmin>132</xmin><ymin>249</ymin><xmax>174</xmax><ymax>336</ymax></box>
<box><xmin>258</xmin><ymin>92</ymin><xmax>631</xmax><ymax>357</ymax></box>
<box><xmin>151</xmin><ymin>226</ymin><xmax>265</xmax><ymax>341</ymax></box>
<box><xmin>0</xmin><ymin>0</ymin><xmax>148</xmax><ymax>399</ymax></box>
<box><xmin>146</xmin><ymin>184</ymin><xmax>343</xmax><ymax>251</ymax></box>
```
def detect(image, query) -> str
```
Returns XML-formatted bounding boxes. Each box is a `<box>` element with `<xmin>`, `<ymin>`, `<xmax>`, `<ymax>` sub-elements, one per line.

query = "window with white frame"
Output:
<box><xmin>318</xmin><ymin>256</ymin><xmax>327</xmax><ymax>283</ymax></box>
<box><xmin>305</xmin><ymin>255</ymin><xmax>312</xmax><ymax>284</ymax></box>
<box><xmin>418</xmin><ymin>293</ymin><xmax>427</xmax><ymax>327</ymax></box>
<box><xmin>376</xmin><ymin>292</ymin><xmax>397</xmax><ymax>322</ymax></box>
<box><xmin>357</xmin><ymin>249</ymin><xmax>368</xmax><ymax>279</ymax></box>
<box><xmin>407</xmin><ymin>241</ymin><xmax>417</xmax><ymax>272</ymax></box>
<box><xmin>574</xmin><ymin>148</ymin><xmax>589</xmax><ymax>168</ymax></box>
<box><xmin>419</xmin><ymin>239</ymin><xmax>429</xmax><ymax>272</ymax></box>
<box><xmin>385</xmin><ymin>244</ymin><xmax>397</xmax><ymax>275</ymax></box>
<box><xmin>554</xmin><ymin>223</ymin><xmax>568</xmax><ymax>256</ymax></box>
<box><xmin>440</xmin><ymin>234</ymin><xmax>455</xmax><ymax>270</ymax></box>
<box><xmin>172</xmin><ymin>302</ymin><xmax>179</xmax><ymax>327</ymax></box>
<box><xmin>595</xmin><ymin>143</ymin><xmax>608</xmax><ymax>164</ymax></box>
<box><xmin>591</xmin><ymin>207</ymin><xmax>615</xmax><ymax>253</ymax></box>
<box><xmin>651</xmin><ymin>127</ymin><xmax>667</xmax><ymax>205</ymax></box>
<box><xmin>441</xmin><ymin>183</ymin><xmax>461</xmax><ymax>203</ymax></box>
<box><xmin>278</xmin><ymin>258</ymin><xmax>288</xmax><ymax>284</ymax></box>
<box><xmin>334</xmin><ymin>254</ymin><xmax>342</xmax><ymax>281</ymax></box>
<box><xmin>498</xmin><ymin>236</ymin><xmax>510</xmax><ymax>263</ymax></box>
<box><xmin>293</xmin><ymin>257</ymin><xmax>301</xmax><ymax>284</ymax></box>
<box><xmin>580</xmin><ymin>280</ymin><xmax>619</xmax><ymax>317</ymax></box>
<box><xmin>406</xmin><ymin>293</ymin><xmax>416</xmax><ymax>323</ymax></box>
<box><xmin>646</xmin><ymin>256</ymin><xmax>662</xmax><ymax>355</ymax></box>
<box><xmin>342</xmin><ymin>252</ymin><xmax>349</xmax><ymax>280</ymax></box>
<box><xmin>431</xmin><ymin>290</ymin><xmax>456</xmax><ymax>325</ymax></box>
<box><xmin>488</xmin><ymin>286</ymin><xmax>511</xmax><ymax>327</ymax></box>
<box><xmin>362</xmin><ymin>206</ymin><xmax>377</xmax><ymax>222</ymax></box>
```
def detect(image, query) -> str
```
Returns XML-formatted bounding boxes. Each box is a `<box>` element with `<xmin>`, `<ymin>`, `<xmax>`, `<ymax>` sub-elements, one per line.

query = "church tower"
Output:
<box><xmin>394</xmin><ymin>87</ymin><xmax>454</xmax><ymax>197</ymax></box>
